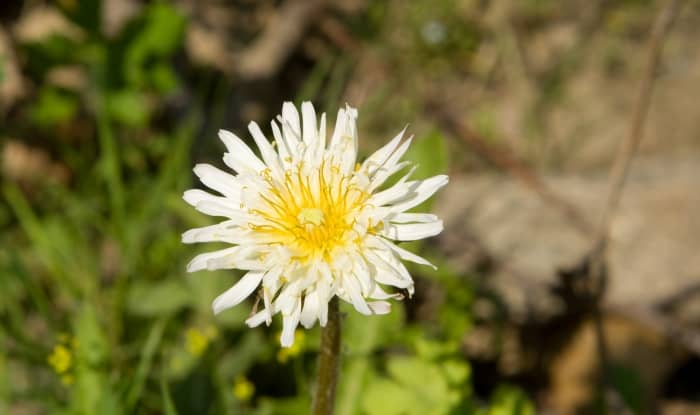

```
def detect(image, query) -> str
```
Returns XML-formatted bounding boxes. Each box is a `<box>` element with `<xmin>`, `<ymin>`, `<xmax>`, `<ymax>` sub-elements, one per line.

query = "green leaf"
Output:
<box><xmin>105</xmin><ymin>89</ymin><xmax>150</xmax><ymax>127</ymax></box>
<box><xmin>150</xmin><ymin>62</ymin><xmax>179</xmax><ymax>93</ymax></box>
<box><xmin>363</xmin><ymin>356</ymin><xmax>453</xmax><ymax>415</ymax></box>
<box><xmin>387</xmin><ymin>357</ymin><xmax>450</xmax><ymax>403</ymax></box>
<box><xmin>441</xmin><ymin>359</ymin><xmax>471</xmax><ymax>386</ymax></box>
<box><xmin>362</xmin><ymin>378</ymin><xmax>411</xmax><ymax>415</ymax></box>
<box><xmin>30</xmin><ymin>87</ymin><xmax>79</xmax><ymax>127</ymax></box>
<box><xmin>414</xmin><ymin>337</ymin><xmax>459</xmax><ymax>360</ymax></box>
<box><xmin>487</xmin><ymin>385</ymin><xmax>535</xmax><ymax>415</ymax></box>
<box><xmin>123</xmin><ymin>3</ymin><xmax>186</xmax><ymax>88</ymax></box>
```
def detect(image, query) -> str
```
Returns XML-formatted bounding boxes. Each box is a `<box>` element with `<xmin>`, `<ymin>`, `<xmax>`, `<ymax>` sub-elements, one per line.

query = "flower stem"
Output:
<box><xmin>312</xmin><ymin>297</ymin><xmax>341</xmax><ymax>415</ymax></box>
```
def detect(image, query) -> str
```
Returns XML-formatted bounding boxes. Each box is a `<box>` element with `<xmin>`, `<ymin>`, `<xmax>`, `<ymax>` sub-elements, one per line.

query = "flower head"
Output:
<box><xmin>183</xmin><ymin>102</ymin><xmax>448</xmax><ymax>347</ymax></box>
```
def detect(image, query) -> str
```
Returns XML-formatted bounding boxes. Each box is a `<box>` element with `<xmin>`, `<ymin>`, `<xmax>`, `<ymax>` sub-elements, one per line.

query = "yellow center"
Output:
<box><xmin>252</xmin><ymin>163</ymin><xmax>368</xmax><ymax>261</ymax></box>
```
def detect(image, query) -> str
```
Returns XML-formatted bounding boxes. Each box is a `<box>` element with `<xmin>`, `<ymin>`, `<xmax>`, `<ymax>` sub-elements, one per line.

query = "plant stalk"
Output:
<box><xmin>312</xmin><ymin>297</ymin><xmax>341</xmax><ymax>415</ymax></box>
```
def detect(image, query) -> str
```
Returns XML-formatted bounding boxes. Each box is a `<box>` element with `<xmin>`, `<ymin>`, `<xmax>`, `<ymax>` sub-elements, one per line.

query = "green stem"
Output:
<box><xmin>312</xmin><ymin>297</ymin><xmax>341</xmax><ymax>415</ymax></box>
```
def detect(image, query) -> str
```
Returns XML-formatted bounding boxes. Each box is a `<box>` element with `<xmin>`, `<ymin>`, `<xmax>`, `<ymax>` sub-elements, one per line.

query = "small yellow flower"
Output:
<box><xmin>232</xmin><ymin>376</ymin><xmax>255</xmax><ymax>402</ymax></box>
<box><xmin>276</xmin><ymin>330</ymin><xmax>305</xmax><ymax>363</ymax></box>
<box><xmin>185</xmin><ymin>328</ymin><xmax>210</xmax><ymax>357</ymax></box>
<box><xmin>48</xmin><ymin>344</ymin><xmax>72</xmax><ymax>374</ymax></box>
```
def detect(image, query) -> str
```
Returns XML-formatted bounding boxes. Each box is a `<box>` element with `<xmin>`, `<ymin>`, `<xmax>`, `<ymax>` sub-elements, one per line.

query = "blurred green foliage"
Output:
<box><xmin>0</xmin><ymin>1</ymin><xmax>538</xmax><ymax>414</ymax></box>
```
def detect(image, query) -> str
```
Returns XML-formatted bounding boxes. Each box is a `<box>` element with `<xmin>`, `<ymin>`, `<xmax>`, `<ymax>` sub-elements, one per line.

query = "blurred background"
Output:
<box><xmin>1</xmin><ymin>0</ymin><xmax>699</xmax><ymax>414</ymax></box>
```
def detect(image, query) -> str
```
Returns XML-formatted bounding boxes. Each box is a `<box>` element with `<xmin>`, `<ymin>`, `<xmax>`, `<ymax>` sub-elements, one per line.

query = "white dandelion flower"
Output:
<box><xmin>183</xmin><ymin>102</ymin><xmax>448</xmax><ymax>347</ymax></box>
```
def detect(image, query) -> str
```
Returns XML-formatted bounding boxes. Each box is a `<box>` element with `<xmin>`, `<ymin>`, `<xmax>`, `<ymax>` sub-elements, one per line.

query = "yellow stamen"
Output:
<box><xmin>254</xmin><ymin>161</ymin><xmax>370</xmax><ymax>262</ymax></box>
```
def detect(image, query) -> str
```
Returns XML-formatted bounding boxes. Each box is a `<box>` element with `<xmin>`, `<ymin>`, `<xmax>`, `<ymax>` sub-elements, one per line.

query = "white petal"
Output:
<box><xmin>189</xmin><ymin>245</ymin><xmax>260</xmax><ymax>272</ymax></box>
<box><xmin>329</xmin><ymin>105</ymin><xmax>359</xmax><ymax>174</ymax></box>
<box><xmin>369</xmin><ymin>179</ymin><xmax>424</xmax><ymax>207</ymax></box>
<box><xmin>329</xmin><ymin>107</ymin><xmax>347</xmax><ymax>150</ymax></box>
<box><xmin>369</xmin><ymin>137</ymin><xmax>413</xmax><ymax>190</ymax></box>
<box><xmin>282</xmin><ymin>102</ymin><xmax>301</xmax><ymax>139</ymax></box>
<box><xmin>182</xmin><ymin>221</ymin><xmax>238</xmax><ymax>244</ymax></box>
<box><xmin>219</xmin><ymin>129</ymin><xmax>266</xmax><ymax>173</ymax></box>
<box><xmin>279</xmin><ymin>104</ymin><xmax>302</xmax><ymax>163</ymax></box>
<box><xmin>182</xmin><ymin>188</ymin><xmax>223</xmax><ymax>207</ymax></box>
<box><xmin>351</xmin><ymin>253</ymin><xmax>372</xmax><ymax>295</ymax></box>
<box><xmin>193</xmin><ymin>164</ymin><xmax>241</xmax><ymax>200</ymax></box>
<box><xmin>212</xmin><ymin>270</ymin><xmax>264</xmax><ymax>314</ymax></box>
<box><xmin>213</xmin><ymin>258</ymin><xmax>267</xmax><ymax>272</ymax></box>
<box><xmin>368</xmin><ymin>301</ymin><xmax>391</xmax><ymax>314</ymax></box>
<box><xmin>361</xmin><ymin>128</ymin><xmax>405</xmax><ymax>175</ymax></box>
<box><xmin>262</xmin><ymin>287</ymin><xmax>275</xmax><ymax>325</ymax></box>
<box><xmin>280</xmin><ymin>298</ymin><xmax>302</xmax><ymax>347</ymax></box>
<box><xmin>377</xmin><ymin>251</ymin><xmax>415</xmax><ymax>287</ymax></box>
<box><xmin>301</xmin><ymin>101</ymin><xmax>318</xmax><ymax>145</ymax></box>
<box><xmin>248</xmin><ymin>122</ymin><xmax>283</xmax><ymax>177</ymax></box>
<box><xmin>182</xmin><ymin>189</ymin><xmax>241</xmax><ymax>216</ymax></box>
<box><xmin>386</xmin><ymin>175</ymin><xmax>449</xmax><ymax>213</ymax></box>
<box><xmin>187</xmin><ymin>229</ymin><xmax>280</xmax><ymax>246</ymax></box>
<box><xmin>277</xmin><ymin>285</ymin><xmax>302</xmax><ymax>314</ymax></box>
<box><xmin>262</xmin><ymin>264</ymin><xmax>284</xmax><ymax>288</ymax></box>
<box><xmin>183</xmin><ymin>189</ymin><xmax>242</xmax><ymax>218</ymax></box>
<box><xmin>271</xmin><ymin>120</ymin><xmax>292</xmax><ymax>165</ymax></box>
<box><xmin>246</xmin><ymin>309</ymin><xmax>269</xmax><ymax>327</ymax></box>
<box><xmin>318</xmin><ymin>113</ymin><xmax>327</xmax><ymax>151</ymax></box>
<box><xmin>343</xmin><ymin>274</ymin><xmax>371</xmax><ymax>315</ymax></box>
<box><xmin>341</xmin><ymin>137</ymin><xmax>359</xmax><ymax>174</ymax></box>
<box><xmin>381</xmin><ymin>221</ymin><xmax>444</xmax><ymax>241</ymax></box>
<box><xmin>368</xmin><ymin>284</ymin><xmax>403</xmax><ymax>300</ymax></box>
<box><xmin>374</xmin><ymin>268</ymin><xmax>413</xmax><ymax>290</ymax></box>
<box><xmin>374</xmin><ymin>236</ymin><xmax>436</xmax><ymax>269</ymax></box>
<box><xmin>300</xmin><ymin>290</ymin><xmax>320</xmax><ymax>329</ymax></box>
<box><xmin>187</xmin><ymin>247</ymin><xmax>241</xmax><ymax>272</ymax></box>
<box><xmin>387</xmin><ymin>213</ymin><xmax>439</xmax><ymax>223</ymax></box>
<box><xmin>261</xmin><ymin>266</ymin><xmax>283</xmax><ymax>325</ymax></box>
<box><xmin>365</xmin><ymin>249</ymin><xmax>414</xmax><ymax>291</ymax></box>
